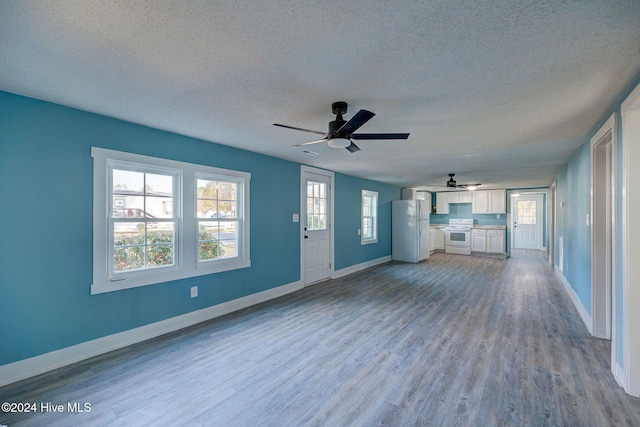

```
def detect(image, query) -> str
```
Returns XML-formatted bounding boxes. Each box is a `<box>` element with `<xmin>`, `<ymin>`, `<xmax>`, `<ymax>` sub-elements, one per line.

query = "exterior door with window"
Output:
<box><xmin>303</xmin><ymin>170</ymin><xmax>332</xmax><ymax>285</ymax></box>
<box><xmin>513</xmin><ymin>195</ymin><xmax>543</xmax><ymax>249</ymax></box>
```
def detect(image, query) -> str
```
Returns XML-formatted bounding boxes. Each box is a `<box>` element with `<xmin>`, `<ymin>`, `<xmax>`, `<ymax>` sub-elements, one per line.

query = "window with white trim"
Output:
<box><xmin>92</xmin><ymin>148</ymin><xmax>250</xmax><ymax>294</ymax></box>
<box><xmin>361</xmin><ymin>190</ymin><xmax>378</xmax><ymax>244</ymax></box>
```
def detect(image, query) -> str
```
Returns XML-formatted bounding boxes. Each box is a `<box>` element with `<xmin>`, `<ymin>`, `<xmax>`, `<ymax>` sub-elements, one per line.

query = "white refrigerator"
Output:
<box><xmin>392</xmin><ymin>200</ymin><xmax>431</xmax><ymax>263</ymax></box>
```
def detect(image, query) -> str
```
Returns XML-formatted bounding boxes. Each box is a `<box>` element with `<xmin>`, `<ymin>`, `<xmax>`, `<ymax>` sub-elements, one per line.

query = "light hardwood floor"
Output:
<box><xmin>2</xmin><ymin>250</ymin><xmax>640</xmax><ymax>426</ymax></box>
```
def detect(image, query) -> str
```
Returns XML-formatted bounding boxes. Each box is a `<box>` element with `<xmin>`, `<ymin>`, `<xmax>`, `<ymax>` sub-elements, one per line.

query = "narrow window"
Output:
<box><xmin>196</xmin><ymin>177</ymin><xmax>240</xmax><ymax>262</ymax></box>
<box><xmin>361</xmin><ymin>190</ymin><xmax>378</xmax><ymax>244</ymax></box>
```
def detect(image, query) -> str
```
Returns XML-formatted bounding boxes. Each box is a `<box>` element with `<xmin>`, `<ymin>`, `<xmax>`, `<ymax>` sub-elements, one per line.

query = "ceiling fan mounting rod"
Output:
<box><xmin>331</xmin><ymin>101</ymin><xmax>348</xmax><ymax>116</ymax></box>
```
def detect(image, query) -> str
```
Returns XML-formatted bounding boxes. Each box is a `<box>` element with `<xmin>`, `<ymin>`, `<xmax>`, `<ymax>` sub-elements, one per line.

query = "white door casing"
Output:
<box><xmin>591</xmin><ymin>113</ymin><xmax>616</xmax><ymax>343</ymax></box>
<box><xmin>301</xmin><ymin>166</ymin><xmax>334</xmax><ymax>285</ymax></box>
<box><xmin>622</xmin><ymin>83</ymin><xmax>640</xmax><ymax>397</ymax></box>
<box><xmin>512</xmin><ymin>194</ymin><xmax>543</xmax><ymax>249</ymax></box>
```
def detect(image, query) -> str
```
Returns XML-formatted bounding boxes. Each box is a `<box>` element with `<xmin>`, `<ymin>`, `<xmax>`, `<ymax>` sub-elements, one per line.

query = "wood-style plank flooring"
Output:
<box><xmin>2</xmin><ymin>250</ymin><xmax>640</xmax><ymax>426</ymax></box>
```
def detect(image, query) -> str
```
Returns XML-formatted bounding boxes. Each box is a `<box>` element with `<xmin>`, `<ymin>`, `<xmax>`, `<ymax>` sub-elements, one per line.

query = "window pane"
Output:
<box><xmin>197</xmin><ymin>179</ymin><xmax>216</xmax><ymax>198</ymax></box>
<box><xmin>146</xmin><ymin>222</ymin><xmax>174</xmax><ymax>244</ymax></box>
<box><xmin>112</xmin><ymin>195</ymin><xmax>144</xmax><ymax>218</ymax></box>
<box><xmin>218</xmin><ymin>182</ymin><xmax>237</xmax><ymax>200</ymax></box>
<box><xmin>197</xmin><ymin>199</ymin><xmax>218</xmax><ymax>218</ymax></box>
<box><xmin>114</xmin><ymin>222</ymin><xmax>144</xmax><ymax>246</ymax></box>
<box><xmin>219</xmin><ymin>200</ymin><xmax>237</xmax><ymax>217</ymax></box>
<box><xmin>146</xmin><ymin>196</ymin><xmax>173</xmax><ymax>218</ymax></box>
<box><xmin>114</xmin><ymin>247</ymin><xmax>144</xmax><ymax>272</ymax></box>
<box><xmin>146</xmin><ymin>173</ymin><xmax>173</xmax><ymax>196</ymax></box>
<box><xmin>199</xmin><ymin>241</ymin><xmax>221</xmax><ymax>261</ymax></box>
<box><xmin>113</xmin><ymin>169</ymin><xmax>144</xmax><ymax>193</ymax></box>
<box><xmin>219</xmin><ymin>240</ymin><xmax>238</xmax><ymax>258</ymax></box>
<box><xmin>147</xmin><ymin>244</ymin><xmax>174</xmax><ymax>267</ymax></box>
<box><xmin>517</xmin><ymin>200</ymin><xmax>537</xmax><ymax>224</ymax></box>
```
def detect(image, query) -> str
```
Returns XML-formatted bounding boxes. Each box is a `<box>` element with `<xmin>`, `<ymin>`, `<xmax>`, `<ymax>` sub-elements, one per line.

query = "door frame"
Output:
<box><xmin>300</xmin><ymin>165</ymin><xmax>335</xmax><ymax>286</ymax></box>
<box><xmin>590</xmin><ymin>113</ymin><xmax>617</xmax><ymax>342</ymax></box>
<box><xmin>549</xmin><ymin>182</ymin><xmax>556</xmax><ymax>266</ymax></box>
<box><xmin>621</xmin><ymin>82</ymin><xmax>640</xmax><ymax>397</ymax></box>
<box><xmin>510</xmin><ymin>193</ymin><xmax>544</xmax><ymax>250</ymax></box>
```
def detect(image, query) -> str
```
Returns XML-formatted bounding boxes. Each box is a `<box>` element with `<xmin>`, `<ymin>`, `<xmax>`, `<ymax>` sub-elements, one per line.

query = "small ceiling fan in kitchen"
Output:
<box><xmin>273</xmin><ymin>101</ymin><xmax>410</xmax><ymax>153</ymax></box>
<box><xmin>445</xmin><ymin>173</ymin><xmax>481</xmax><ymax>190</ymax></box>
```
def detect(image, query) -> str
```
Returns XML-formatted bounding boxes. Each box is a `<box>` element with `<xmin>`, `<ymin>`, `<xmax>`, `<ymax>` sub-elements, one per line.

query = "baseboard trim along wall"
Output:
<box><xmin>0</xmin><ymin>280</ymin><xmax>303</xmax><ymax>387</ymax></box>
<box><xmin>555</xmin><ymin>266</ymin><xmax>593</xmax><ymax>335</ymax></box>
<box><xmin>332</xmin><ymin>256</ymin><xmax>392</xmax><ymax>279</ymax></box>
<box><xmin>614</xmin><ymin>361</ymin><xmax>627</xmax><ymax>391</ymax></box>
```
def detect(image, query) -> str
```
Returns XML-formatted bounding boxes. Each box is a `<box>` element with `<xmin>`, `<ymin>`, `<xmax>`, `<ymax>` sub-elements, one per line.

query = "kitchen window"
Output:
<box><xmin>91</xmin><ymin>147</ymin><xmax>250</xmax><ymax>294</ymax></box>
<box><xmin>361</xmin><ymin>190</ymin><xmax>378</xmax><ymax>244</ymax></box>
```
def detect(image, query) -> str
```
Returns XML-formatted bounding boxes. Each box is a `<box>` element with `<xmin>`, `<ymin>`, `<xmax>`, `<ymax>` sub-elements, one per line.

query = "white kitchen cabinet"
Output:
<box><xmin>430</xmin><ymin>228</ymin><xmax>435</xmax><ymax>253</ymax></box>
<box><xmin>472</xmin><ymin>189</ymin><xmax>506</xmax><ymax>214</ymax></box>
<box><xmin>449</xmin><ymin>191</ymin><xmax>473</xmax><ymax>203</ymax></box>
<box><xmin>487</xmin><ymin>229</ymin><xmax>505</xmax><ymax>253</ymax></box>
<box><xmin>436</xmin><ymin>193</ymin><xmax>450</xmax><ymax>214</ymax></box>
<box><xmin>432</xmin><ymin>227</ymin><xmax>445</xmax><ymax>250</ymax></box>
<box><xmin>471</xmin><ymin>229</ymin><xmax>487</xmax><ymax>252</ymax></box>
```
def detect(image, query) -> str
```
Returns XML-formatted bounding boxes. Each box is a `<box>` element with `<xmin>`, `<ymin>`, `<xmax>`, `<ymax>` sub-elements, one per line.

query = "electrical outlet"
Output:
<box><xmin>357</xmin><ymin>229</ymin><xmax>361</xmax><ymax>235</ymax></box>
<box><xmin>190</xmin><ymin>286</ymin><xmax>198</xmax><ymax>298</ymax></box>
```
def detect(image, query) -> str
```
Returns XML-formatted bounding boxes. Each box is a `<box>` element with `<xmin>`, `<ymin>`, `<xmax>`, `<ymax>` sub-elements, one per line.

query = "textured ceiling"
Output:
<box><xmin>1</xmin><ymin>0</ymin><xmax>640</xmax><ymax>190</ymax></box>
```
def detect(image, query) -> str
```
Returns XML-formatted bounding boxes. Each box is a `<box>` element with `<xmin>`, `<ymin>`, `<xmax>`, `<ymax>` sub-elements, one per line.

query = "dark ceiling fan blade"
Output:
<box><xmin>273</xmin><ymin>123</ymin><xmax>328</xmax><ymax>136</ymax></box>
<box><xmin>292</xmin><ymin>138</ymin><xmax>328</xmax><ymax>147</ymax></box>
<box><xmin>351</xmin><ymin>133</ymin><xmax>410</xmax><ymax>140</ymax></box>
<box><xmin>345</xmin><ymin>141</ymin><xmax>361</xmax><ymax>153</ymax></box>
<box><xmin>335</xmin><ymin>110</ymin><xmax>375</xmax><ymax>135</ymax></box>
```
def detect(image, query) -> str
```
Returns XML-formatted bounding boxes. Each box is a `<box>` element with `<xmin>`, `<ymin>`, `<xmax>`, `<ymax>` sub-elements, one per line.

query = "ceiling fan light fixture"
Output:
<box><xmin>466</xmin><ymin>185</ymin><xmax>477</xmax><ymax>191</ymax></box>
<box><xmin>328</xmin><ymin>137</ymin><xmax>351</xmax><ymax>148</ymax></box>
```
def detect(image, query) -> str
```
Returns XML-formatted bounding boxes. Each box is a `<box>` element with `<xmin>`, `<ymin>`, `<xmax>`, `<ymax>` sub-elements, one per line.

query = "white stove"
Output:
<box><xmin>445</xmin><ymin>219</ymin><xmax>473</xmax><ymax>255</ymax></box>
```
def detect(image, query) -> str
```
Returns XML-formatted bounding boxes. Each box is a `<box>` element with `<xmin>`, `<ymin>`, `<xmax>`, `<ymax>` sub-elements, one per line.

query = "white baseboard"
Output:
<box><xmin>555</xmin><ymin>267</ymin><xmax>593</xmax><ymax>334</ymax></box>
<box><xmin>332</xmin><ymin>255</ymin><xmax>391</xmax><ymax>279</ymax></box>
<box><xmin>613</xmin><ymin>361</ymin><xmax>626</xmax><ymax>390</ymax></box>
<box><xmin>0</xmin><ymin>280</ymin><xmax>303</xmax><ymax>387</ymax></box>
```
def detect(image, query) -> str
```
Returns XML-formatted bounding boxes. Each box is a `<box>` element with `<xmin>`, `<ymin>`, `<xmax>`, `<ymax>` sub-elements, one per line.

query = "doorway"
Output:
<box><xmin>511</xmin><ymin>194</ymin><xmax>544</xmax><ymax>250</ymax></box>
<box><xmin>300</xmin><ymin>166</ymin><xmax>334</xmax><ymax>285</ymax></box>
<box><xmin>591</xmin><ymin>114</ymin><xmax>616</xmax><ymax>341</ymax></box>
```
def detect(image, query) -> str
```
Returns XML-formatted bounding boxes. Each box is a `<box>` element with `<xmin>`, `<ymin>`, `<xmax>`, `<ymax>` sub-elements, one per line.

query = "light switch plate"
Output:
<box><xmin>292</xmin><ymin>214</ymin><xmax>299</xmax><ymax>223</ymax></box>
<box><xmin>190</xmin><ymin>286</ymin><xmax>198</xmax><ymax>298</ymax></box>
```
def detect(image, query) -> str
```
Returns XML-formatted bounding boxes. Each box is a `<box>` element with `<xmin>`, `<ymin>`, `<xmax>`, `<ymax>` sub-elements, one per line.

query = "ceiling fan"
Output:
<box><xmin>445</xmin><ymin>173</ymin><xmax>481</xmax><ymax>190</ymax></box>
<box><xmin>273</xmin><ymin>101</ymin><xmax>410</xmax><ymax>153</ymax></box>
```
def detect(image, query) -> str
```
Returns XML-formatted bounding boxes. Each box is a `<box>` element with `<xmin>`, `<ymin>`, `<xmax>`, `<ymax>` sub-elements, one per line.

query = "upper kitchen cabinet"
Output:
<box><xmin>472</xmin><ymin>189</ymin><xmax>506</xmax><ymax>214</ymax></box>
<box><xmin>448</xmin><ymin>192</ymin><xmax>473</xmax><ymax>203</ymax></box>
<box><xmin>436</xmin><ymin>192</ymin><xmax>450</xmax><ymax>214</ymax></box>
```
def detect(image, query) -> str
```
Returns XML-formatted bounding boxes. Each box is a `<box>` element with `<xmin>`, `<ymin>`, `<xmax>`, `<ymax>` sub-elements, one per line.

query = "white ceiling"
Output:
<box><xmin>1</xmin><ymin>1</ymin><xmax>640</xmax><ymax>191</ymax></box>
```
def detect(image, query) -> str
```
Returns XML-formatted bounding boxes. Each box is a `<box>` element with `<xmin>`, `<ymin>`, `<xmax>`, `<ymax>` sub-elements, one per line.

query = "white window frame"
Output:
<box><xmin>361</xmin><ymin>189</ymin><xmax>378</xmax><ymax>245</ymax></box>
<box><xmin>92</xmin><ymin>147</ymin><xmax>250</xmax><ymax>294</ymax></box>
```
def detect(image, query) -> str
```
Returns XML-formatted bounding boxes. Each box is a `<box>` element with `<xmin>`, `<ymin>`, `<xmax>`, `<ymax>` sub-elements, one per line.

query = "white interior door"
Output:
<box><xmin>512</xmin><ymin>194</ymin><xmax>543</xmax><ymax>249</ymax></box>
<box><xmin>302</xmin><ymin>168</ymin><xmax>332</xmax><ymax>285</ymax></box>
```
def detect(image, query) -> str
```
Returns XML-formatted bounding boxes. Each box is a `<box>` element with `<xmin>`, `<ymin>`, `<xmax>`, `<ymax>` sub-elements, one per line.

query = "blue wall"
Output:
<box><xmin>334</xmin><ymin>174</ymin><xmax>400</xmax><ymax>270</ymax></box>
<box><xmin>555</xmin><ymin>143</ymin><xmax>592</xmax><ymax>314</ymax></box>
<box><xmin>554</xmin><ymin>75</ymin><xmax>640</xmax><ymax>369</ymax></box>
<box><xmin>0</xmin><ymin>91</ymin><xmax>399</xmax><ymax>366</ymax></box>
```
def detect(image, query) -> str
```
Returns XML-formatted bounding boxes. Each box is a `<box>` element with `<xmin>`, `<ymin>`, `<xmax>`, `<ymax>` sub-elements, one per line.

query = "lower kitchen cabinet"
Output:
<box><xmin>487</xmin><ymin>229</ymin><xmax>505</xmax><ymax>253</ymax></box>
<box><xmin>431</xmin><ymin>227</ymin><xmax>445</xmax><ymax>251</ymax></box>
<box><xmin>471</xmin><ymin>229</ymin><xmax>487</xmax><ymax>252</ymax></box>
<box><xmin>471</xmin><ymin>228</ymin><xmax>505</xmax><ymax>254</ymax></box>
